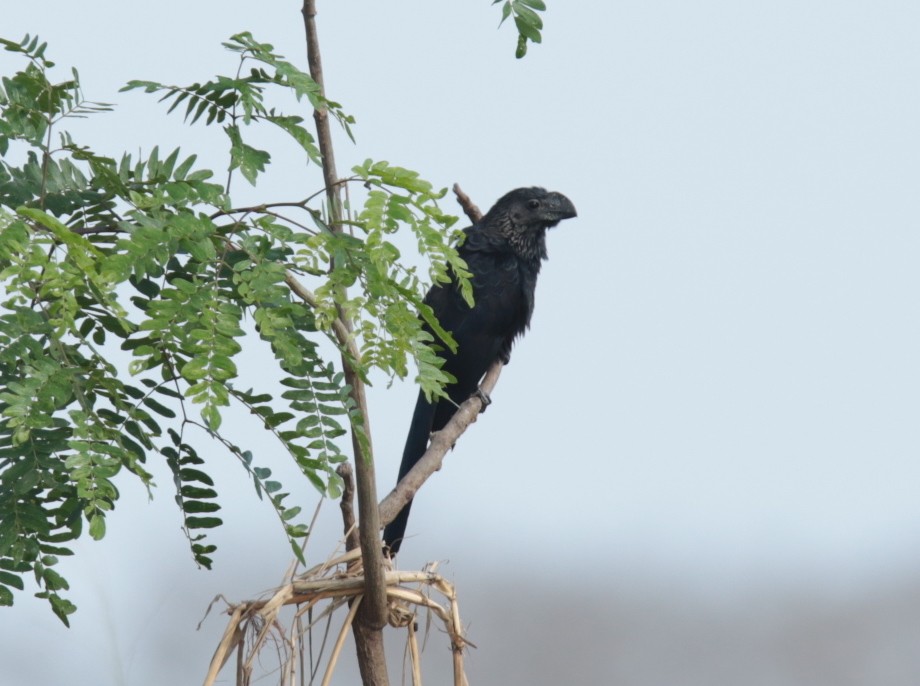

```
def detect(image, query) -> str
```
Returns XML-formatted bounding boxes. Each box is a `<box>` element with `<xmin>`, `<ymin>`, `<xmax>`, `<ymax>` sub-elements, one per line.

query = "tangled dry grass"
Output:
<box><xmin>202</xmin><ymin>546</ymin><xmax>471</xmax><ymax>686</ymax></box>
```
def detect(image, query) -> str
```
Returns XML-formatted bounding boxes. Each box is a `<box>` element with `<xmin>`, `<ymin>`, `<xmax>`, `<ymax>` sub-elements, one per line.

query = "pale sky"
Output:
<box><xmin>3</xmin><ymin>2</ymin><xmax>920</xmax><ymax>684</ymax></box>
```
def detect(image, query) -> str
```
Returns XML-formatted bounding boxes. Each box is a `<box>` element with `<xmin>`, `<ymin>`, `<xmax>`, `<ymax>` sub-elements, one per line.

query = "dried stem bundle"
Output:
<box><xmin>202</xmin><ymin>550</ymin><xmax>471</xmax><ymax>686</ymax></box>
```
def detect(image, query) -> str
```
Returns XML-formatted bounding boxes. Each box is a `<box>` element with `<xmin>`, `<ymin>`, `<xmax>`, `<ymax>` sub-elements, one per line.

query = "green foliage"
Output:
<box><xmin>121</xmin><ymin>32</ymin><xmax>354</xmax><ymax>185</ymax></box>
<box><xmin>494</xmin><ymin>0</ymin><xmax>546</xmax><ymax>58</ymax></box>
<box><xmin>0</xmin><ymin>34</ymin><xmax>469</xmax><ymax>622</ymax></box>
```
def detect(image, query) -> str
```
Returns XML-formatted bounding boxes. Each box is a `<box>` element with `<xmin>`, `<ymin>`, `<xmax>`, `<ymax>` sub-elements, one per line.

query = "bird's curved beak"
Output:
<box><xmin>544</xmin><ymin>192</ymin><xmax>577</xmax><ymax>225</ymax></box>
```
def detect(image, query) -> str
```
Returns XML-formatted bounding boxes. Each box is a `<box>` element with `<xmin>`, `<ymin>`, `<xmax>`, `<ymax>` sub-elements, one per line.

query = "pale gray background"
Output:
<box><xmin>2</xmin><ymin>1</ymin><xmax>920</xmax><ymax>684</ymax></box>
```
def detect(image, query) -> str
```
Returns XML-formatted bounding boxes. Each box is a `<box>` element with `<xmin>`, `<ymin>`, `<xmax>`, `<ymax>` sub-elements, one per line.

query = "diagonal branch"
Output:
<box><xmin>377</xmin><ymin>361</ymin><xmax>503</xmax><ymax>528</ymax></box>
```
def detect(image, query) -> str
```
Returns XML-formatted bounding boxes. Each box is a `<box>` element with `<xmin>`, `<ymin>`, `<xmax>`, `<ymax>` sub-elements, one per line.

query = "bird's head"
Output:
<box><xmin>491</xmin><ymin>187</ymin><xmax>578</xmax><ymax>229</ymax></box>
<box><xmin>482</xmin><ymin>187</ymin><xmax>577</xmax><ymax>262</ymax></box>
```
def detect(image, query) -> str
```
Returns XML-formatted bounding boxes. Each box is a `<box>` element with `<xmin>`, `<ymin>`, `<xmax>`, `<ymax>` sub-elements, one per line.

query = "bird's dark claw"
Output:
<box><xmin>473</xmin><ymin>387</ymin><xmax>492</xmax><ymax>413</ymax></box>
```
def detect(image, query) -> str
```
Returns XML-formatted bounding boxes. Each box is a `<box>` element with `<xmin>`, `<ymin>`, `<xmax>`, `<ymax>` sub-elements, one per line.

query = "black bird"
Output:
<box><xmin>383</xmin><ymin>187</ymin><xmax>577</xmax><ymax>554</ymax></box>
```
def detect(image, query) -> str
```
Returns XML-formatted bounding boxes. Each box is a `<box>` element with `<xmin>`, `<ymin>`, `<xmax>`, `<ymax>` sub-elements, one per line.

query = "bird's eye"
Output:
<box><xmin>527</xmin><ymin>199</ymin><xmax>540</xmax><ymax>209</ymax></box>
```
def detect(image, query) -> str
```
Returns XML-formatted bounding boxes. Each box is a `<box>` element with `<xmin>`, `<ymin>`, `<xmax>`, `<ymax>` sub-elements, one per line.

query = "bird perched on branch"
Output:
<box><xmin>383</xmin><ymin>187</ymin><xmax>577</xmax><ymax>554</ymax></box>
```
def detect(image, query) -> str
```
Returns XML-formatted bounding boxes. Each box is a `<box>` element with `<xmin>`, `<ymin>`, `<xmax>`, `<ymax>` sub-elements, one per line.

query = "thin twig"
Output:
<box><xmin>336</xmin><ymin>463</ymin><xmax>361</xmax><ymax>553</ymax></box>
<box><xmin>202</xmin><ymin>604</ymin><xmax>245</xmax><ymax>686</ymax></box>
<box><xmin>320</xmin><ymin>595</ymin><xmax>362</xmax><ymax>686</ymax></box>
<box><xmin>208</xmin><ymin>176</ymin><xmax>360</xmax><ymax>220</ymax></box>
<box><xmin>452</xmin><ymin>184</ymin><xmax>483</xmax><ymax>223</ymax></box>
<box><xmin>407</xmin><ymin>619</ymin><xmax>422</xmax><ymax>686</ymax></box>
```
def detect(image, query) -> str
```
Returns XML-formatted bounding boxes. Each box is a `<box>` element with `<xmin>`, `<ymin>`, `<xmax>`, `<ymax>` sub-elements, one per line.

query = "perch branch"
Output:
<box><xmin>375</xmin><ymin>184</ymin><xmax>493</xmax><ymax>529</ymax></box>
<box><xmin>377</xmin><ymin>361</ymin><xmax>503</xmax><ymax>527</ymax></box>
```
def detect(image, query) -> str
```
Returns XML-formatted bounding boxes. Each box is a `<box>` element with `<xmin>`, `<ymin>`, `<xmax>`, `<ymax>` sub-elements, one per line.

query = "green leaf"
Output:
<box><xmin>142</xmin><ymin>397</ymin><xmax>176</xmax><ymax>418</ymax></box>
<box><xmin>265</xmin><ymin>115</ymin><xmax>322</xmax><ymax>165</ymax></box>
<box><xmin>514</xmin><ymin>15</ymin><xmax>543</xmax><ymax>43</ymax></box>
<box><xmin>225</xmin><ymin>124</ymin><xmax>270</xmax><ymax>185</ymax></box>
<box><xmin>48</xmin><ymin>594</ymin><xmax>76</xmax><ymax>625</ymax></box>
<box><xmin>516</xmin><ymin>34</ymin><xmax>529</xmax><ymax>59</ymax></box>
<box><xmin>182</xmin><ymin>500</ymin><xmax>220</xmax><ymax>513</ymax></box>
<box><xmin>0</xmin><ymin>571</ymin><xmax>24</xmax><ymax>591</ymax></box>
<box><xmin>40</xmin><ymin>568</ymin><xmax>69</xmax><ymax>591</ymax></box>
<box><xmin>185</xmin><ymin>516</ymin><xmax>222</xmax><ymax>529</ymax></box>
<box><xmin>88</xmin><ymin>516</ymin><xmax>105</xmax><ymax>541</ymax></box>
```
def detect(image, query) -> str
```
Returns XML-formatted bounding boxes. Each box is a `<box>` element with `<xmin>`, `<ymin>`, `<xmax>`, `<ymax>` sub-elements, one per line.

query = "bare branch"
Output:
<box><xmin>68</xmin><ymin>225</ymin><xmax>125</xmax><ymax>235</ymax></box>
<box><xmin>209</xmin><ymin>176</ymin><xmax>360</xmax><ymax>221</ymax></box>
<box><xmin>209</xmin><ymin>200</ymin><xmax>311</xmax><ymax>219</ymax></box>
<box><xmin>28</xmin><ymin>222</ymin><xmax>124</xmax><ymax>236</ymax></box>
<box><xmin>378</xmin><ymin>361</ymin><xmax>503</xmax><ymax>528</ymax></box>
<box><xmin>336</xmin><ymin>463</ymin><xmax>360</xmax><ymax>553</ymax></box>
<box><xmin>452</xmin><ymin>183</ymin><xmax>483</xmax><ymax>223</ymax></box>
<box><xmin>282</xmin><ymin>271</ymin><xmax>353</xmax><ymax>351</ymax></box>
<box><xmin>303</xmin><ymin>0</ymin><xmax>342</xmax><ymax>219</ymax></box>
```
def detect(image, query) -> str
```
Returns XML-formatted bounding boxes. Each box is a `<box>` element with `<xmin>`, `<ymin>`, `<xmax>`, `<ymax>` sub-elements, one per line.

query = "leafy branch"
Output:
<box><xmin>0</xmin><ymin>33</ymin><xmax>468</xmax><ymax>623</ymax></box>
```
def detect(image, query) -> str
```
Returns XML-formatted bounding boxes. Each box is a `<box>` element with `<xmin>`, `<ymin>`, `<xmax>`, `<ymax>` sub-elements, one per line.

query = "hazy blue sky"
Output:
<box><xmin>3</xmin><ymin>2</ymin><xmax>920</xmax><ymax>684</ymax></box>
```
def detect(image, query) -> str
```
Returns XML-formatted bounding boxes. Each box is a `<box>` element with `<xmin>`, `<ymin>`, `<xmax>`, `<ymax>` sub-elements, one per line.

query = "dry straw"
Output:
<box><xmin>202</xmin><ymin>548</ymin><xmax>471</xmax><ymax>686</ymax></box>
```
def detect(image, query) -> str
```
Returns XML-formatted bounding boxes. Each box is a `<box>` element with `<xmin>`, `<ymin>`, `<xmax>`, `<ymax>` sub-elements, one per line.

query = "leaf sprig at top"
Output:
<box><xmin>493</xmin><ymin>0</ymin><xmax>547</xmax><ymax>58</ymax></box>
<box><xmin>122</xmin><ymin>32</ymin><xmax>354</xmax><ymax>185</ymax></box>
<box><xmin>0</xmin><ymin>32</ymin><xmax>469</xmax><ymax>623</ymax></box>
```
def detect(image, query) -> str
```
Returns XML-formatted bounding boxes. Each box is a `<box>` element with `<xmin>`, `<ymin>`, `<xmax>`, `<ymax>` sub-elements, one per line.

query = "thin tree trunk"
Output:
<box><xmin>301</xmin><ymin>1</ymin><xmax>389</xmax><ymax>683</ymax></box>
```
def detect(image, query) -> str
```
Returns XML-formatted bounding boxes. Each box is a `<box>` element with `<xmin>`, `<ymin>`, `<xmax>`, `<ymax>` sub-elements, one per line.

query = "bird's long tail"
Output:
<box><xmin>382</xmin><ymin>390</ymin><xmax>436</xmax><ymax>554</ymax></box>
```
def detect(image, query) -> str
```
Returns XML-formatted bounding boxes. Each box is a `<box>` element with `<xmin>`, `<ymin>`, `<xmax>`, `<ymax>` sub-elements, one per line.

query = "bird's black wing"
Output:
<box><xmin>428</xmin><ymin>245</ymin><xmax>530</xmax><ymax>428</ymax></box>
<box><xmin>383</xmin><ymin>235</ymin><xmax>527</xmax><ymax>553</ymax></box>
<box><xmin>383</xmin><ymin>187</ymin><xmax>576</xmax><ymax>554</ymax></box>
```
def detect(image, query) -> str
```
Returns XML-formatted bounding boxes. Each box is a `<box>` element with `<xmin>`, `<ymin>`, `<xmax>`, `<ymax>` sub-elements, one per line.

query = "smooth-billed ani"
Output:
<box><xmin>383</xmin><ymin>187</ymin><xmax>577</xmax><ymax>554</ymax></box>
